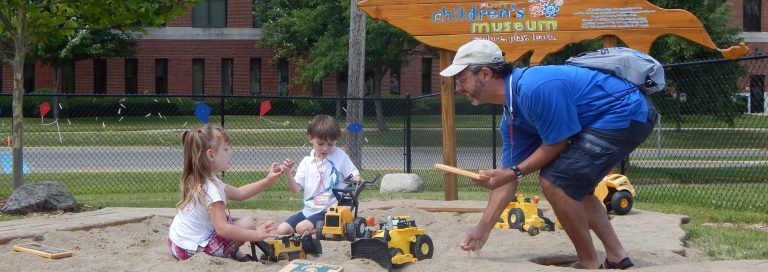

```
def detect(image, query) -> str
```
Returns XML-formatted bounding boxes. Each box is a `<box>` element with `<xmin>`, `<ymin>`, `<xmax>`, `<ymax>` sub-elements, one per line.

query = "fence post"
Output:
<box><xmin>492</xmin><ymin>106</ymin><xmax>497</xmax><ymax>169</ymax></box>
<box><xmin>405</xmin><ymin>95</ymin><xmax>412</xmax><ymax>173</ymax></box>
<box><xmin>219</xmin><ymin>94</ymin><xmax>225</xmax><ymax>129</ymax></box>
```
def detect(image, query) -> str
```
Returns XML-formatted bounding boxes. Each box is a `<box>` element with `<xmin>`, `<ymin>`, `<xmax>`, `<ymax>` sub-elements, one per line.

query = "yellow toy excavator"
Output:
<box><xmin>316</xmin><ymin>175</ymin><xmax>379</xmax><ymax>242</ymax></box>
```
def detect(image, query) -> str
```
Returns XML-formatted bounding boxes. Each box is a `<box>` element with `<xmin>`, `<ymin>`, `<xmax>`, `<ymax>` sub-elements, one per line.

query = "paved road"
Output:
<box><xmin>11</xmin><ymin>147</ymin><xmax>768</xmax><ymax>173</ymax></box>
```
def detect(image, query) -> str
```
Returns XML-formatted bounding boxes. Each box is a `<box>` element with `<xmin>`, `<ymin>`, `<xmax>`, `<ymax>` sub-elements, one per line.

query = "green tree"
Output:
<box><xmin>0</xmin><ymin>0</ymin><xmax>193</xmax><ymax>189</ymax></box>
<box><xmin>257</xmin><ymin>0</ymin><xmax>420</xmax><ymax>131</ymax></box>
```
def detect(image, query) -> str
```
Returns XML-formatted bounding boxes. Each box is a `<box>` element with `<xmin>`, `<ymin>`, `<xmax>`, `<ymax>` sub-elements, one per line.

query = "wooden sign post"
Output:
<box><xmin>358</xmin><ymin>0</ymin><xmax>748</xmax><ymax>200</ymax></box>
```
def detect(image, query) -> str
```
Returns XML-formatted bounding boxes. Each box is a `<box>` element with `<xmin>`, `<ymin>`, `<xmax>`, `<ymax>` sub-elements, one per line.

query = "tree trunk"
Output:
<box><xmin>11</xmin><ymin>10</ymin><xmax>27</xmax><ymax>190</ymax></box>
<box><xmin>346</xmin><ymin>0</ymin><xmax>366</xmax><ymax>169</ymax></box>
<box><xmin>373</xmin><ymin>70</ymin><xmax>388</xmax><ymax>132</ymax></box>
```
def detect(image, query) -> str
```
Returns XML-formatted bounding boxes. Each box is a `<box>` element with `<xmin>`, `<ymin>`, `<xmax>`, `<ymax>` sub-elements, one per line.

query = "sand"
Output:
<box><xmin>1</xmin><ymin>199</ymin><xmax>766</xmax><ymax>271</ymax></box>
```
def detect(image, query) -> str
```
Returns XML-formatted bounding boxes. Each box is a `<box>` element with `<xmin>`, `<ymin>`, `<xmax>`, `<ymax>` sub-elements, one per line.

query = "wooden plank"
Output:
<box><xmin>13</xmin><ymin>243</ymin><xmax>73</xmax><ymax>259</ymax></box>
<box><xmin>434</xmin><ymin>163</ymin><xmax>490</xmax><ymax>181</ymax></box>
<box><xmin>439</xmin><ymin>49</ymin><xmax>458</xmax><ymax>201</ymax></box>
<box><xmin>279</xmin><ymin>260</ymin><xmax>344</xmax><ymax>272</ymax></box>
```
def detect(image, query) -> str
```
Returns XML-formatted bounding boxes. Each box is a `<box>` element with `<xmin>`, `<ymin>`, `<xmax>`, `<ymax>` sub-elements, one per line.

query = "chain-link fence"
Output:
<box><xmin>0</xmin><ymin>54</ymin><xmax>767</xmax><ymax>211</ymax></box>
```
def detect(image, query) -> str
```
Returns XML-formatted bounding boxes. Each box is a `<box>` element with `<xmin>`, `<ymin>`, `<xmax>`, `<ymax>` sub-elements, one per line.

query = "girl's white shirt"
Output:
<box><xmin>168</xmin><ymin>176</ymin><xmax>227</xmax><ymax>251</ymax></box>
<box><xmin>294</xmin><ymin>146</ymin><xmax>360</xmax><ymax>217</ymax></box>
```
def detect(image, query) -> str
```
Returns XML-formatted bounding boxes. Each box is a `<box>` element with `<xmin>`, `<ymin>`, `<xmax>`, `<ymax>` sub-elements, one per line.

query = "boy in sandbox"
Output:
<box><xmin>277</xmin><ymin>114</ymin><xmax>361</xmax><ymax>235</ymax></box>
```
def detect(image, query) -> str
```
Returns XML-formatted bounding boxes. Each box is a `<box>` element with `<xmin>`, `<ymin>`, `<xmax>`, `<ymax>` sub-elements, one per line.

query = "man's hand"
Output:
<box><xmin>460</xmin><ymin>222</ymin><xmax>492</xmax><ymax>251</ymax></box>
<box><xmin>473</xmin><ymin>168</ymin><xmax>515</xmax><ymax>190</ymax></box>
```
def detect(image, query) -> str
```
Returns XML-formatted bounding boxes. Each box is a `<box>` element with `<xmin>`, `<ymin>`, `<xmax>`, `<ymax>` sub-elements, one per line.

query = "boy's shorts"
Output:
<box><xmin>168</xmin><ymin>215</ymin><xmax>239</xmax><ymax>260</ymax></box>
<box><xmin>540</xmin><ymin>105</ymin><xmax>657</xmax><ymax>201</ymax></box>
<box><xmin>285</xmin><ymin>211</ymin><xmax>326</xmax><ymax>230</ymax></box>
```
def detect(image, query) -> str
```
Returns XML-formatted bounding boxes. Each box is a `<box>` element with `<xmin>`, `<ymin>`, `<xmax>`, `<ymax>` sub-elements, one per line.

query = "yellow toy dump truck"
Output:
<box><xmin>595</xmin><ymin>174</ymin><xmax>636</xmax><ymax>215</ymax></box>
<box><xmin>249</xmin><ymin>232</ymin><xmax>322</xmax><ymax>262</ymax></box>
<box><xmin>316</xmin><ymin>176</ymin><xmax>379</xmax><ymax>242</ymax></box>
<box><xmin>494</xmin><ymin>193</ymin><xmax>555</xmax><ymax>236</ymax></box>
<box><xmin>351</xmin><ymin>216</ymin><xmax>434</xmax><ymax>271</ymax></box>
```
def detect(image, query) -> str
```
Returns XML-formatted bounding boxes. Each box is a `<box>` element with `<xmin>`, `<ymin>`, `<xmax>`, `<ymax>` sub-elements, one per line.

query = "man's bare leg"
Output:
<box><xmin>540</xmin><ymin>177</ymin><xmax>599</xmax><ymax>269</ymax></box>
<box><xmin>583</xmin><ymin>194</ymin><xmax>628</xmax><ymax>263</ymax></box>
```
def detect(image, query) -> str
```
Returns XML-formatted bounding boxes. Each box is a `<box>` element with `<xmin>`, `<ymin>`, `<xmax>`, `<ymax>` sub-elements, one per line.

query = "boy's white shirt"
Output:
<box><xmin>294</xmin><ymin>146</ymin><xmax>360</xmax><ymax>217</ymax></box>
<box><xmin>168</xmin><ymin>176</ymin><xmax>227</xmax><ymax>251</ymax></box>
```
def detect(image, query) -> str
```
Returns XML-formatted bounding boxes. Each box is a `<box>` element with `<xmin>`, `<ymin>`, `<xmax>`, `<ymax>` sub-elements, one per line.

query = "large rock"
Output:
<box><xmin>379</xmin><ymin>173</ymin><xmax>424</xmax><ymax>193</ymax></box>
<box><xmin>2</xmin><ymin>182</ymin><xmax>77</xmax><ymax>214</ymax></box>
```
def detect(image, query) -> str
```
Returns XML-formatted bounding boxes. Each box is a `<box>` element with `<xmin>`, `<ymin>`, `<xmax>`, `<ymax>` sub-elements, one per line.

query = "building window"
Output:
<box><xmin>744</xmin><ymin>0</ymin><xmax>762</xmax><ymax>32</ymax></box>
<box><xmin>193</xmin><ymin>59</ymin><xmax>205</xmax><ymax>97</ymax></box>
<box><xmin>62</xmin><ymin>60</ymin><xmax>75</xmax><ymax>94</ymax></box>
<box><xmin>750</xmin><ymin>74</ymin><xmax>765</xmax><ymax>113</ymax></box>
<box><xmin>125</xmin><ymin>59</ymin><xmax>138</xmax><ymax>94</ymax></box>
<box><xmin>94</xmin><ymin>59</ymin><xmax>107</xmax><ymax>94</ymax></box>
<box><xmin>24</xmin><ymin>61</ymin><xmax>34</xmax><ymax>93</ymax></box>
<box><xmin>389</xmin><ymin>68</ymin><xmax>401</xmax><ymax>95</ymax></box>
<box><xmin>155</xmin><ymin>59</ymin><xmax>168</xmax><ymax>94</ymax></box>
<box><xmin>221</xmin><ymin>58</ymin><xmax>233</xmax><ymax>95</ymax></box>
<box><xmin>421</xmin><ymin>58</ymin><xmax>432</xmax><ymax>94</ymax></box>
<box><xmin>250</xmin><ymin>58</ymin><xmax>261</xmax><ymax>95</ymax></box>
<box><xmin>192</xmin><ymin>0</ymin><xmax>227</xmax><ymax>28</ymax></box>
<box><xmin>278</xmin><ymin>58</ymin><xmax>289</xmax><ymax>96</ymax></box>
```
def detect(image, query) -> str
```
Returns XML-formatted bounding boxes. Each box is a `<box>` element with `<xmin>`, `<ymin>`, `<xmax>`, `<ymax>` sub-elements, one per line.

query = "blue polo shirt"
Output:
<box><xmin>500</xmin><ymin>65</ymin><xmax>649</xmax><ymax>168</ymax></box>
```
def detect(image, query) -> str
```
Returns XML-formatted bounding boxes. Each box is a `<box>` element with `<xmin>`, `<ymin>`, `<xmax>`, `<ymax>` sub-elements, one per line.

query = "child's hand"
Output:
<box><xmin>267</xmin><ymin>163</ymin><xmax>283</xmax><ymax>181</ymax></box>
<box><xmin>280</xmin><ymin>159</ymin><xmax>295</xmax><ymax>176</ymax></box>
<box><xmin>256</xmin><ymin>220</ymin><xmax>277</xmax><ymax>240</ymax></box>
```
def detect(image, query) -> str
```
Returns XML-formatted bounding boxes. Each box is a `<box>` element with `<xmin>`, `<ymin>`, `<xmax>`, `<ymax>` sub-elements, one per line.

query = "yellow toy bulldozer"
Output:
<box><xmin>595</xmin><ymin>174</ymin><xmax>636</xmax><ymax>215</ymax></box>
<box><xmin>351</xmin><ymin>216</ymin><xmax>434</xmax><ymax>271</ymax></box>
<box><xmin>249</xmin><ymin>232</ymin><xmax>322</xmax><ymax>262</ymax></box>
<box><xmin>494</xmin><ymin>193</ymin><xmax>555</xmax><ymax>236</ymax></box>
<box><xmin>316</xmin><ymin>175</ymin><xmax>379</xmax><ymax>241</ymax></box>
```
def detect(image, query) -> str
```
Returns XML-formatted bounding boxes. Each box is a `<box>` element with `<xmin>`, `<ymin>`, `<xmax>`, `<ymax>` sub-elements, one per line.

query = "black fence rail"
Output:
<box><xmin>0</xmin><ymin>54</ymin><xmax>767</xmax><ymax>212</ymax></box>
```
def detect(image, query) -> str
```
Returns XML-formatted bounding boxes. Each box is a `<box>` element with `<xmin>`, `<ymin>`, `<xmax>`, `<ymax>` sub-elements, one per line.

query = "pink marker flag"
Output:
<box><xmin>39</xmin><ymin>102</ymin><xmax>51</xmax><ymax>122</ymax></box>
<box><xmin>260</xmin><ymin>101</ymin><xmax>272</xmax><ymax>117</ymax></box>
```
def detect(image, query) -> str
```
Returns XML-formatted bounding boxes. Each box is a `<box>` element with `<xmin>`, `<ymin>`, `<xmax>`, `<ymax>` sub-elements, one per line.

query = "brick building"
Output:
<box><xmin>1</xmin><ymin>0</ymin><xmax>765</xmax><ymax>98</ymax></box>
<box><xmin>0</xmin><ymin>0</ymin><xmax>439</xmax><ymax>97</ymax></box>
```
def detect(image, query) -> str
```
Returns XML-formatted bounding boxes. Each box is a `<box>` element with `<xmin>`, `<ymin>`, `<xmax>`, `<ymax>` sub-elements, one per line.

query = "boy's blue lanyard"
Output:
<box><xmin>305</xmin><ymin>159</ymin><xmax>340</xmax><ymax>201</ymax></box>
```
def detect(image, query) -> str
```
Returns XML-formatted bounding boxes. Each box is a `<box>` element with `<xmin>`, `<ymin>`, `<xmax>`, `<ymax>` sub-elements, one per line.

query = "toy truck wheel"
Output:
<box><xmin>528</xmin><ymin>226</ymin><xmax>540</xmax><ymax>236</ymax></box>
<box><xmin>316</xmin><ymin>221</ymin><xmax>325</xmax><ymax>240</ymax></box>
<box><xmin>345</xmin><ymin>222</ymin><xmax>357</xmax><ymax>242</ymax></box>
<box><xmin>389</xmin><ymin>248</ymin><xmax>405</xmax><ymax>269</ymax></box>
<box><xmin>508</xmin><ymin>208</ymin><xmax>525</xmax><ymax>230</ymax></box>
<box><xmin>411</xmin><ymin>235</ymin><xmax>434</xmax><ymax>260</ymax></box>
<box><xmin>354</xmin><ymin>217</ymin><xmax>367</xmax><ymax>238</ymax></box>
<box><xmin>611</xmin><ymin>191</ymin><xmax>633</xmax><ymax>215</ymax></box>
<box><xmin>541</xmin><ymin>223</ymin><xmax>553</xmax><ymax>232</ymax></box>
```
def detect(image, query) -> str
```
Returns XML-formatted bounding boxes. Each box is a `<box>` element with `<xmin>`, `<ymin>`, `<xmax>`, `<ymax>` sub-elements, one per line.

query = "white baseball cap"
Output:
<box><xmin>439</xmin><ymin>40</ymin><xmax>504</xmax><ymax>77</ymax></box>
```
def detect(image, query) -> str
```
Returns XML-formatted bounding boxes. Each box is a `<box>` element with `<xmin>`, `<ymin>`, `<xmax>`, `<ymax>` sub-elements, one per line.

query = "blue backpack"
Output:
<box><xmin>566</xmin><ymin>47</ymin><xmax>665</xmax><ymax>95</ymax></box>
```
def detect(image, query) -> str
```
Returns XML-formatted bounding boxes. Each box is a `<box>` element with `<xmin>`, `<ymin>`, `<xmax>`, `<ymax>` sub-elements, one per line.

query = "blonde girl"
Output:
<box><xmin>168</xmin><ymin>124</ymin><xmax>281</xmax><ymax>261</ymax></box>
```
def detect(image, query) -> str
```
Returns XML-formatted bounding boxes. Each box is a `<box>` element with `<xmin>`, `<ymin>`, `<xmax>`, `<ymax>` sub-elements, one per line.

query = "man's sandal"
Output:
<box><xmin>604</xmin><ymin>257</ymin><xmax>634</xmax><ymax>269</ymax></box>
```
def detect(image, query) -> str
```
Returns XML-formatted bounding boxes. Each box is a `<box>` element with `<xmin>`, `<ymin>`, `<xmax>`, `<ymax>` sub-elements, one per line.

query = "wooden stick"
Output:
<box><xmin>434</xmin><ymin>163</ymin><xmax>490</xmax><ymax>181</ymax></box>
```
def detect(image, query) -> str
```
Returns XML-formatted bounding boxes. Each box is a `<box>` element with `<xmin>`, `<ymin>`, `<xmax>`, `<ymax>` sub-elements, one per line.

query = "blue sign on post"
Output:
<box><xmin>1</xmin><ymin>152</ymin><xmax>31</xmax><ymax>175</ymax></box>
<box><xmin>194</xmin><ymin>102</ymin><xmax>211</xmax><ymax>124</ymax></box>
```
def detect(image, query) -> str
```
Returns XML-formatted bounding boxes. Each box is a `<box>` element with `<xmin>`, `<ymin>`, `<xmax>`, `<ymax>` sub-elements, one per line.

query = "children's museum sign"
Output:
<box><xmin>358</xmin><ymin>0</ymin><xmax>744</xmax><ymax>64</ymax></box>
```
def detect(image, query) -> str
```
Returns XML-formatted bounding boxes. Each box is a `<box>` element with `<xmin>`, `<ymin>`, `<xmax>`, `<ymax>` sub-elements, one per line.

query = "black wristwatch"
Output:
<box><xmin>508</xmin><ymin>165</ymin><xmax>524</xmax><ymax>180</ymax></box>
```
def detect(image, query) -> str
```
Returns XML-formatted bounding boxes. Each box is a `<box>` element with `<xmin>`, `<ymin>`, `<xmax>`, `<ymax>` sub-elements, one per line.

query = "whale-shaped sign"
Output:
<box><xmin>358</xmin><ymin>0</ymin><xmax>748</xmax><ymax>64</ymax></box>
